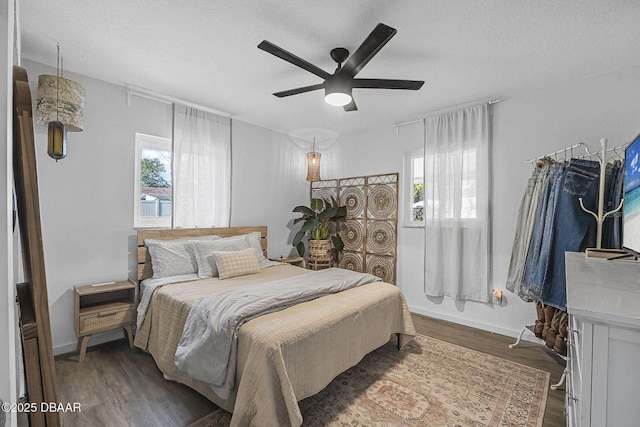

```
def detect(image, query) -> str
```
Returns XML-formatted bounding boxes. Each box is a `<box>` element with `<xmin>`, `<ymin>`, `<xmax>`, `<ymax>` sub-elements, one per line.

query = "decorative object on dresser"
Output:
<box><xmin>311</xmin><ymin>173</ymin><xmax>398</xmax><ymax>283</ymax></box>
<box><xmin>74</xmin><ymin>280</ymin><xmax>137</xmax><ymax>362</ymax></box>
<box><xmin>565</xmin><ymin>252</ymin><xmax>640</xmax><ymax>427</ymax></box>
<box><xmin>13</xmin><ymin>65</ymin><xmax>60</xmax><ymax>427</ymax></box>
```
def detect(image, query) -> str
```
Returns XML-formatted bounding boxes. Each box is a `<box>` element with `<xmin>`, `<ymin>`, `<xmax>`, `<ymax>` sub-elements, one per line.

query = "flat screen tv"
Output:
<box><xmin>623</xmin><ymin>133</ymin><xmax>640</xmax><ymax>257</ymax></box>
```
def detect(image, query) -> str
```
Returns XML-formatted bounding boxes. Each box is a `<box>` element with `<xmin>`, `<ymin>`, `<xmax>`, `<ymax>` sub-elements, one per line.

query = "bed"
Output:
<box><xmin>133</xmin><ymin>226</ymin><xmax>415</xmax><ymax>427</ymax></box>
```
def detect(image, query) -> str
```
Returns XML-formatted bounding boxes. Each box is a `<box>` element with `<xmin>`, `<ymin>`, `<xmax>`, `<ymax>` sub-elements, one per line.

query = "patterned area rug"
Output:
<box><xmin>189</xmin><ymin>334</ymin><xmax>549</xmax><ymax>426</ymax></box>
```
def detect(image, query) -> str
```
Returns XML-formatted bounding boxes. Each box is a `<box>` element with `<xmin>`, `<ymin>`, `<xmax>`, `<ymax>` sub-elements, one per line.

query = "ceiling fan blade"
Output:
<box><xmin>353</xmin><ymin>78</ymin><xmax>424</xmax><ymax>90</ymax></box>
<box><xmin>340</xmin><ymin>23</ymin><xmax>397</xmax><ymax>78</ymax></box>
<box><xmin>273</xmin><ymin>83</ymin><xmax>325</xmax><ymax>98</ymax></box>
<box><xmin>343</xmin><ymin>98</ymin><xmax>358</xmax><ymax>112</ymax></box>
<box><xmin>258</xmin><ymin>40</ymin><xmax>331</xmax><ymax>80</ymax></box>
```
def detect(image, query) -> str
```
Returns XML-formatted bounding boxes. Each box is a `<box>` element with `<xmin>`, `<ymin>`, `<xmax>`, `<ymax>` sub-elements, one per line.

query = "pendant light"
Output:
<box><xmin>36</xmin><ymin>43</ymin><xmax>85</xmax><ymax>161</ymax></box>
<box><xmin>306</xmin><ymin>138</ymin><xmax>321</xmax><ymax>182</ymax></box>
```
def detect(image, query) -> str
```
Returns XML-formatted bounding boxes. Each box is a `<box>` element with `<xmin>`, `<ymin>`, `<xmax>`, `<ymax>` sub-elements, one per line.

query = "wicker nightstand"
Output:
<box><xmin>305</xmin><ymin>255</ymin><xmax>334</xmax><ymax>270</ymax></box>
<box><xmin>74</xmin><ymin>279</ymin><xmax>137</xmax><ymax>362</ymax></box>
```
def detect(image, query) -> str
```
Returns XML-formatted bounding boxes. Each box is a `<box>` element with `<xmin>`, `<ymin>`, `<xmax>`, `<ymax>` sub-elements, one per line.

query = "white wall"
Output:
<box><xmin>334</xmin><ymin>66</ymin><xmax>640</xmax><ymax>338</ymax></box>
<box><xmin>230</xmin><ymin>121</ymin><xmax>309</xmax><ymax>258</ymax></box>
<box><xmin>23</xmin><ymin>59</ymin><xmax>172</xmax><ymax>353</ymax></box>
<box><xmin>22</xmin><ymin>60</ymin><xmax>309</xmax><ymax>354</ymax></box>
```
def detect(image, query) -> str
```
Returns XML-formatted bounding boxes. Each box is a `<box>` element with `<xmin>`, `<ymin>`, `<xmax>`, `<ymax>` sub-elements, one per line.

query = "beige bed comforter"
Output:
<box><xmin>134</xmin><ymin>264</ymin><xmax>415</xmax><ymax>427</ymax></box>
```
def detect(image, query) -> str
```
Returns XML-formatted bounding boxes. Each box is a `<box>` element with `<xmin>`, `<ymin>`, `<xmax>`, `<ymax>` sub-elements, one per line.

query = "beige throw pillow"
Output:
<box><xmin>212</xmin><ymin>248</ymin><xmax>260</xmax><ymax>279</ymax></box>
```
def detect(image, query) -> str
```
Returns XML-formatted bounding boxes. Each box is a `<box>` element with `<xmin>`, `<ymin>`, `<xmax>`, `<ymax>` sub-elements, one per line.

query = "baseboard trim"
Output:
<box><xmin>408</xmin><ymin>305</ymin><xmax>540</xmax><ymax>344</ymax></box>
<box><xmin>54</xmin><ymin>329</ymin><xmax>125</xmax><ymax>356</ymax></box>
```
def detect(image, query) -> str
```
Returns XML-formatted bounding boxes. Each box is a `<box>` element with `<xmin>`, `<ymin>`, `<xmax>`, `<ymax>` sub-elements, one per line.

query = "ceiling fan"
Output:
<box><xmin>258</xmin><ymin>23</ymin><xmax>424</xmax><ymax>112</ymax></box>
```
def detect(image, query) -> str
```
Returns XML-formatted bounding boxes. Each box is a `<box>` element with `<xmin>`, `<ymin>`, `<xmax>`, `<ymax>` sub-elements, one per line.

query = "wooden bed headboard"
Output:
<box><xmin>136</xmin><ymin>226</ymin><xmax>268</xmax><ymax>281</ymax></box>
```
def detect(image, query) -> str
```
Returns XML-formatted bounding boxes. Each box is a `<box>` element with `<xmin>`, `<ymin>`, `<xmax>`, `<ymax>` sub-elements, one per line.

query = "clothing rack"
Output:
<box><xmin>578</xmin><ymin>139</ymin><xmax>624</xmax><ymax>249</ymax></box>
<box><xmin>524</xmin><ymin>138</ymin><xmax>625</xmax><ymax>248</ymax></box>
<box><xmin>510</xmin><ymin>138</ymin><xmax>626</xmax><ymax>392</ymax></box>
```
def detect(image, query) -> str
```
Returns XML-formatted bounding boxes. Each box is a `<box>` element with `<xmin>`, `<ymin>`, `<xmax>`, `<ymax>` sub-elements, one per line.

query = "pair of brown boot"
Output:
<box><xmin>534</xmin><ymin>302</ymin><xmax>556</xmax><ymax>339</ymax></box>
<box><xmin>552</xmin><ymin>311</ymin><xmax>568</xmax><ymax>356</ymax></box>
<box><xmin>533</xmin><ymin>302</ymin><xmax>567</xmax><ymax>356</ymax></box>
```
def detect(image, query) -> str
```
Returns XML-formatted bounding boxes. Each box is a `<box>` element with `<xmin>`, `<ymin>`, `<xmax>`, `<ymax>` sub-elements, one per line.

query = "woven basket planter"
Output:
<box><xmin>308</xmin><ymin>239</ymin><xmax>332</xmax><ymax>257</ymax></box>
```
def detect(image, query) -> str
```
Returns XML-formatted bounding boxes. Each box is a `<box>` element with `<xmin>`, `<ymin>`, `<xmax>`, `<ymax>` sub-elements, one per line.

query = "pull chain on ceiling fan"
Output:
<box><xmin>258</xmin><ymin>23</ymin><xmax>425</xmax><ymax>112</ymax></box>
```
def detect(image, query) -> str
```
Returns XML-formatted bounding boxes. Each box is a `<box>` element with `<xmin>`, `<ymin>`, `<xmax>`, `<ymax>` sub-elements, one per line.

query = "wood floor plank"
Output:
<box><xmin>55</xmin><ymin>313</ymin><xmax>566</xmax><ymax>426</ymax></box>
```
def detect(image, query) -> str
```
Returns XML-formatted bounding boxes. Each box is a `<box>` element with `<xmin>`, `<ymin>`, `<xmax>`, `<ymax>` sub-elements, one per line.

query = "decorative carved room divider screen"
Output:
<box><xmin>311</xmin><ymin>173</ymin><xmax>398</xmax><ymax>284</ymax></box>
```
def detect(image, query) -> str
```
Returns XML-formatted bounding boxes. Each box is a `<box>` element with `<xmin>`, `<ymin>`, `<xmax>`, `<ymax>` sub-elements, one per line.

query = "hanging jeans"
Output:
<box><xmin>506</xmin><ymin>167</ymin><xmax>546</xmax><ymax>295</ymax></box>
<box><xmin>541</xmin><ymin>159</ymin><xmax>600</xmax><ymax>310</ymax></box>
<box><xmin>520</xmin><ymin>163</ymin><xmax>563</xmax><ymax>301</ymax></box>
<box><xmin>601</xmin><ymin>161</ymin><xmax>617</xmax><ymax>248</ymax></box>
<box><xmin>603</xmin><ymin>160</ymin><xmax>624</xmax><ymax>248</ymax></box>
<box><xmin>527</xmin><ymin>163</ymin><xmax>566</xmax><ymax>301</ymax></box>
<box><xmin>611</xmin><ymin>160</ymin><xmax>625</xmax><ymax>248</ymax></box>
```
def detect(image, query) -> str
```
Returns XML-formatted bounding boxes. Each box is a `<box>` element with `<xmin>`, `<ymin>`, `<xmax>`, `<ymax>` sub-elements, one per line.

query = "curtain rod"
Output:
<box><xmin>392</xmin><ymin>98</ymin><xmax>504</xmax><ymax>132</ymax></box>
<box><xmin>126</xmin><ymin>86</ymin><xmax>232</xmax><ymax>117</ymax></box>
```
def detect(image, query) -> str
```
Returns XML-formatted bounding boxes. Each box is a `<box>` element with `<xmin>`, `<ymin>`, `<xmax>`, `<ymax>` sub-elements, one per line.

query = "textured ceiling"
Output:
<box><xmin>18</xmin><ymin>0</ymin><xmax>640</xmax><ymax>138</ymax></box>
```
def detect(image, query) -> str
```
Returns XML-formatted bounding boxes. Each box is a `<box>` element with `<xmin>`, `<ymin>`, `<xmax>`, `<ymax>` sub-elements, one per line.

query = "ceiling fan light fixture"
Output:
<box><xmin>324</xmin><ymin>77</ymin><xmax>352</xmax><ymax>107</ymax></box>
<box><xmin>325</xmin><ymin>91</ymin><xmax>352</xmax><ymax>107</ymax></box>
<box><xmin>259</xmin><ymin>23</ymin><xmax>423</xmax><ymax>111</ymax></box>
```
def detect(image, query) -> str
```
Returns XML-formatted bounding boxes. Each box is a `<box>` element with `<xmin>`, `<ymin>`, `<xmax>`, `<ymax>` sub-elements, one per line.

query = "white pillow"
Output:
<box><xmin>145</xmin><ymin>235</ymin><xmax>220</xmax><ymax>279</ymax></box>
<box><xmin>190</xmin><ymin>232</ymin><xmax>267</xmax><ymax>278</ymax></box>
<box><xmin>212</xmin><ymin>248</ymin><xmax>260</xmax><ymax>279</ymax></box>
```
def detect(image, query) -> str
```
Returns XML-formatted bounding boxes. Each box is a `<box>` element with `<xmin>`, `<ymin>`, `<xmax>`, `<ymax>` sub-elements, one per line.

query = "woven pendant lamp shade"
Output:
<box><xmin>306</xmin><ymin>152</ymin><xmax>321</xmax><ymax>182</ymax></box>
<box><xmin>36</xmin><ymin>75</ymin><xmax>85</xmax><ymax>132</ymax></box>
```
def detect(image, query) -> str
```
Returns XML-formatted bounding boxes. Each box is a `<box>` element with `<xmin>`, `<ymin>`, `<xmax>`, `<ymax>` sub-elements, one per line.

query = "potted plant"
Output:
<box><xmin>292</xmin><ymin>197</ymin><xmax>347</xmax><ymax>258</ymax></box>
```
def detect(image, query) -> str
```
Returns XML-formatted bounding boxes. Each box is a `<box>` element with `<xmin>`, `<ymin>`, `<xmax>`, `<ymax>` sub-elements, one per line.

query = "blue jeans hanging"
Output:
<box><xmin>520</xmin><ymin>163</ymin><xmax>563</xmax><ymax>301</ymax></box>
<box><xmin>541</xmin><ymin>158</ymin><xmax>600</xmax><ymax>310</ymax></box>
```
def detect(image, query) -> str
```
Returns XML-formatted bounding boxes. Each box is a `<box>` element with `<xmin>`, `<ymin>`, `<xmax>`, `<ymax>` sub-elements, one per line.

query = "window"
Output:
<box><xmin>134</xmin><ymin>133</ymin><xmax>172</xmax><ymax>228</ymax></box>
<box><xmin>403</xmin><ymin>147</ymin><xmax>478</xmax><ymax>227</ymax></box>
<box><xmin>403</xmin><ymin>150</ymin><xmax>425</xmax><ymax>227</ymax></box>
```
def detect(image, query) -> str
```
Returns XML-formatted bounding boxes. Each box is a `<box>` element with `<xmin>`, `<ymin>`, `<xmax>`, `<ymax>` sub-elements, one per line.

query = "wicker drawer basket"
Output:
<box><xmin>78</xmin><ymin>307</ymin><xmax>135</xmax><ymax>336</ymax></box>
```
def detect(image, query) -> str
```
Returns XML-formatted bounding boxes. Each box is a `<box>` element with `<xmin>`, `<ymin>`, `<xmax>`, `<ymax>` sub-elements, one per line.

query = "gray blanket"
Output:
<box><xmin>174</xmin><ymin>267</ymin><xmax>382</xmax><ymax>399</ymax></box>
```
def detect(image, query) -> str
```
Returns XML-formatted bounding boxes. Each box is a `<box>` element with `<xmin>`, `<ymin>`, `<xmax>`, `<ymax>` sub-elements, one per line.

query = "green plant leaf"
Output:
<box><xmin>310</xmin><ymin>198</ymin><xmax>324</xmax><ymax>212</ymax></box>
<box><xmin>330</xmin><ymin>195</ymin><xmax>338</xmax><ymax>208</ymax></box>
<box><xmin>336</xmin><ymin>206</ymin><xmax>347</xmax><ymax>218</ymax></box>
<box><xmin>293</xmin><ymin>230</ymin><xmax>306</xmax><ymax>246</ymax></box>
<box><xmin>331</xmin><ymin>235</ymin><xmax>344</xmax><ymax>252</ymax></box>
<box><xmin>293</xmin><ymin>217</ymin><xmax>306</xmax><ymax>224</ymax></box>
<box><xmin>300</xmin><ymin>218</ymin><xmax>318</xmax><ymax>232</ymax></box>
<box><xmin>319</xmin><ymin>206</ymin><xmax>338</xmax><ymax>219</ymax></box>
<box><xmin>316</xmin><ymin>222</ymin><xmax>330</xmax><ymax>239</ymax></box>
<box><xmin>293</xmin><ymin>205</ymin><xmax>315</xmax><ymax>216</ymax></box>
<box><xmin>296</xmin><ymin>241</ymin><xmax>305</xmax><ymax>257</ymax></box>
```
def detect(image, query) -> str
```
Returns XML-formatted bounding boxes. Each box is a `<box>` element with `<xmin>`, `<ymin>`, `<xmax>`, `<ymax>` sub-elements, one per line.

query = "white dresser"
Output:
<box><xmin>565</xmin><ymin>252</ymin><xmax>640</xmax><ymax>427</ymax></box>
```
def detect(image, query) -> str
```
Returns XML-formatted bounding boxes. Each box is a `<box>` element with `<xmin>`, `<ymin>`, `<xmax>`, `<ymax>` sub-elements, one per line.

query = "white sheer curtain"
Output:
<box><xmin>173</xmin><ymin>105</ymin><xmax>231</xmax><ymax>228</ymax></box>
<box><xmin>423</xmin><ymin>103</ymin><xmax>491</xmax><ymax>302</ymax></box>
